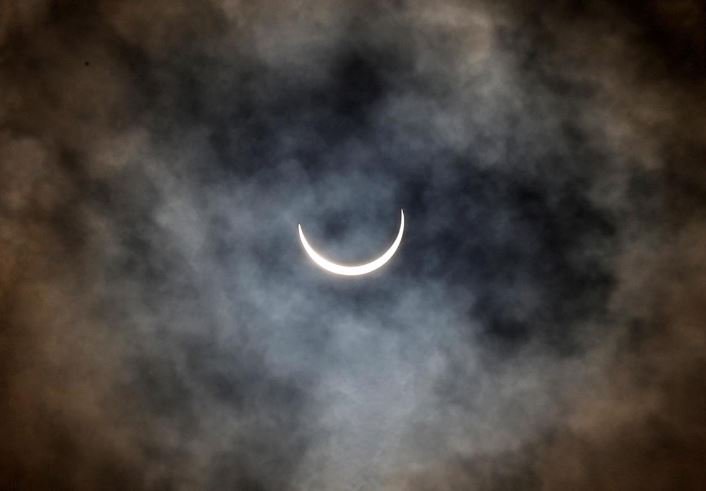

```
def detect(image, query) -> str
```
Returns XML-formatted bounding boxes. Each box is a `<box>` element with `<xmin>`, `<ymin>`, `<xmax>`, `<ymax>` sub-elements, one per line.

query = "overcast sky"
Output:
<box><xmin>1</xmin><ymin>1</ymin><xmax>705</xmax><ymax>490</ymax></box>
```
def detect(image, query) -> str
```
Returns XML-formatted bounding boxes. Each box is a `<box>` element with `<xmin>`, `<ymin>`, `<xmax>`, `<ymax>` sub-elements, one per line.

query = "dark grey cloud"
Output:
<box><xmin>1</xmin><ymin>0</ymin><xmax>705</xmax><ymax>489</ymax></box>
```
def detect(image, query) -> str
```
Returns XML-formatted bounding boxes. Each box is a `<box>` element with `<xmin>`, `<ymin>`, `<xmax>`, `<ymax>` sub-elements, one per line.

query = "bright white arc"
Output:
<box><xmin>298</xmin><ymin>210</ymin><xmax>405</xmax><ymax>276</ymax></box>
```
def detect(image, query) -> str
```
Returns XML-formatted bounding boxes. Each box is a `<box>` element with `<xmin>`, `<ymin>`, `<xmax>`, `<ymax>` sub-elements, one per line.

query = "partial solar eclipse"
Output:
<box><xmin>298</xmin><ymin>210</ymin><xmax>405</xmax><ymax>276</ymax></box>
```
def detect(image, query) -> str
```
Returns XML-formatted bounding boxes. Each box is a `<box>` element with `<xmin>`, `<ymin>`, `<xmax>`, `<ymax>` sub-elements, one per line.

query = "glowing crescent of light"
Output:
<box><xmin>298</xmin><ymin>210</ymin><xmax>405</xmax><ymax>276</ymax></box>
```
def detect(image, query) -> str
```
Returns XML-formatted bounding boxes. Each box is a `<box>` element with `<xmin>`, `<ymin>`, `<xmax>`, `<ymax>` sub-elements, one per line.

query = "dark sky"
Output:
<box><xmin>1</xmin><ymin>1</ymin><xmax>705</xmax><ymax>489</ymax></box>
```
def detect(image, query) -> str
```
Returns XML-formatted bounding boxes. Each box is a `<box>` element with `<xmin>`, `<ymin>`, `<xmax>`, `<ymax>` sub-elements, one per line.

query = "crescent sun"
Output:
<box><xmin>298</xmin><ymin>210</ymin><xmax>405</xmax><ymax>276</ymax></box>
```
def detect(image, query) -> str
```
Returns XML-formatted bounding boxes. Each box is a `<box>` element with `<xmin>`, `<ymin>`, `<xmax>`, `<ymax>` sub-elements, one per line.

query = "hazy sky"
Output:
<box><xmin>1</xmin><ymin>1</ymin><xmax>705</xmax><ymax>490</ymax></box>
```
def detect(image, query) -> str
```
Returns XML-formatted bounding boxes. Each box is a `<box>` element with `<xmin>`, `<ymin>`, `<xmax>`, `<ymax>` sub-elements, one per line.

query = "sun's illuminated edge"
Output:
<box><xmin>298</xmin><ymin>210</ymin><xmax>404</xmax><ymax>276</ymax></box>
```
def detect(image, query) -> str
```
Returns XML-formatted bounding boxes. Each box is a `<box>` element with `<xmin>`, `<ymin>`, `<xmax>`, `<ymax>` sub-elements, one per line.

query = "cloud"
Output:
<box><xmin>1</xmin><ymin>1</ymin><xmax>704</xmax><ymax>489</ymax></box>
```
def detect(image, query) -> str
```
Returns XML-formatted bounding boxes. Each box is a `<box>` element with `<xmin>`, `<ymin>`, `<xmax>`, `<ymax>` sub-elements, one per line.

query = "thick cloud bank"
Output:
<box><xmin>1</xmin><ymin>1</ymin><xmax>705</xmax><ymax>489</ymax></box>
